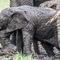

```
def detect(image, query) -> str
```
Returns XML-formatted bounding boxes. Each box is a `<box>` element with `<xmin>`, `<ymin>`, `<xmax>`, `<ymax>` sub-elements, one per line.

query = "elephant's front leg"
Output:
<box><xmin>16</xmin><ymin>29</ymin><xmax>23</xmax><ymax>53</ymax></box>
<box><xmin>22</xmin><ymin>23</ymin><xmax>34</xmax><ymax>55</ymax></box>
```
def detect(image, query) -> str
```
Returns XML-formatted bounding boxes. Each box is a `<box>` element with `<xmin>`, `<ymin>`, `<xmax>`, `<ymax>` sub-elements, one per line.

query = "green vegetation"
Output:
<box><xmin>0</xmin><ymin>0</ymin><xmax>10</xmax><ymax>12</ymax></box>
<box><xmin>2</xmin><ymin>52</ymin><xmax>32</xmax><ymax>60</ymax></box>
<box><xmin>13</xmin><ymin>52</ymin><xmax>32</xmax><ymax>60</ymax></box>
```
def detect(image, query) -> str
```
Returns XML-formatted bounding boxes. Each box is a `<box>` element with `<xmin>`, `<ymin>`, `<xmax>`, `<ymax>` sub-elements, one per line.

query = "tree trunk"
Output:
<box><xmin>56</xmin><ymin>0</ymin><xmax>60</xmax><ymax>48</ymax></box>
<box><xmin>10</xmin><ymin>0</ymin><xmax>20</xmax><ymax>7</ymax></box>
<box><xmin>33</xmin><ymin>0</ymin><xmax>50</xmax><ymax>7</ymax></box>
<box><xmin>10</xmin><ymin>0</ymin><xmax>33</xmax><ymax>7</ymax></box>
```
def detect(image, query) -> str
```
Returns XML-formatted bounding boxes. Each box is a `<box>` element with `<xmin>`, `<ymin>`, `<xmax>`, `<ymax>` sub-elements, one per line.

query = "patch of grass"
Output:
<box><xmin>13</xmin><ymin>52</ymin><xmax>32</xmax><ymax>60</ymax></box>
<box><xmin>0</xmin><ymin>0</ymin><xmax>10</xmax><ymax>12</ymax></box>
<box><xmin>2</xmin><ymin>52</ymin><xmax>32</xmax><ymax>60</ymax></box>
<box><xmin>2</xmin><ymin>58</ymin><xmax>11</xmax><ymax>60</ymax></box>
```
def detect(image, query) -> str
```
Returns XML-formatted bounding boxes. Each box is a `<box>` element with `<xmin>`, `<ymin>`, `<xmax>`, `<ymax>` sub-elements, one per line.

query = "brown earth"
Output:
<box><xmin>0</xmin><ymin>41</ymin><xmax>60</xmax><ymax>60</ymax></box>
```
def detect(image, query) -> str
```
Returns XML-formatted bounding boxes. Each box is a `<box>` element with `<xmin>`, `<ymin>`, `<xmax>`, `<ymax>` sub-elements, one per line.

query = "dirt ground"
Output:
<box><xmin>0</xmin><ymin>41</ymin><xmax>60</xmax><ymax>60</ymax></box>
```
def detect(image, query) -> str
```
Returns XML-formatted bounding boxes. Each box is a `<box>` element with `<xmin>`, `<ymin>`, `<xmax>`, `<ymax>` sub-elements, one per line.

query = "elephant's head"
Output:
<box><xmin>0</xmin><ymin>7</ymin><xmax>16</xmax><ymax>30</ymax></box>
<box><xmin>0</xmin><ymin>7</ymin><xmax>27</xmax><ymax>33</ymax></box>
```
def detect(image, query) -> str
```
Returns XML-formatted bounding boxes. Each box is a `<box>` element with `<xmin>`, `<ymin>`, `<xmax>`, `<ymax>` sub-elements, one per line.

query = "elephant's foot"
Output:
<box><xmin>23</xmin><ymin>45</ymin><xmax>32</xmax><ymax>55</ymax></box>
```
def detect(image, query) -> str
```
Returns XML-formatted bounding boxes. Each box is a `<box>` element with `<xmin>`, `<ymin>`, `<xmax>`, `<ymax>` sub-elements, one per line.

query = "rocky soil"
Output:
<box><xmin>0</xmin><ymin>42</ymin><xmax>60</xmax><ymax>60</ymax></box>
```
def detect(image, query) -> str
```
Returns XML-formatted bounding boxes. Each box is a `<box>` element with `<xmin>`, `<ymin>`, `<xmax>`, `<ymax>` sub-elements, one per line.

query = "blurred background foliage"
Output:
<box><xmin>0</xmin><ymin>0</ymin><xmax>10</xmax><ymax>12</ymax></box>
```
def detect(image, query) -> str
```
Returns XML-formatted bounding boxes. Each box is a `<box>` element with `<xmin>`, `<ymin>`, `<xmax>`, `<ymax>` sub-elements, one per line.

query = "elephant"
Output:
<box><xmin>35</xmin><ymin>23</ymin><xmax>60</xmax><ymax>57</ymax></box>
<box><xmin>10</xmin><ymin>0</ymin><xmax>51</xmax><ymax>45</ymax></box>
<box><xmin>9</xmin><ymin>0</ymin><xmax>60</xmax><ymax>57</ymax></box>
<box><xmin>0</xmin><ymin>5</ymin><xmax>59</xmax><ymax>57</ymax></box>
<box><xmin>10</xmin><ymin>0</ymin><xmax>40</xmax><ymax>54</ymax></box>
<box><xmin>10</xmin><ymin>0</ymin><xmax>51</xmax><ymax>55</ymax></box>
<box><xmin>10</xmin><ymin>0</ymin><xmax>52</xmax><ymax>51</ymax></box>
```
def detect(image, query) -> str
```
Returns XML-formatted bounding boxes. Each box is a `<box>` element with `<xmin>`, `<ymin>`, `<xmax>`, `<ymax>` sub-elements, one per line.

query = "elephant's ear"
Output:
<box><xmin>5</xmin><ymin>13</ymin><xmax>28</xmax><ymax>33</ymax></box>
<box><xmin>0</xmin><ymin>6</ymin><xmax>29</xmax><ymax>33</ymax></box>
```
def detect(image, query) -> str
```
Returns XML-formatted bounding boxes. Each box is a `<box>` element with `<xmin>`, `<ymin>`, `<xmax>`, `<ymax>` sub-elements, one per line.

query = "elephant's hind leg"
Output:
<box><xmin>33</xmin><ymin>40</ymin><xmax>40</xmax><ymax>55</ymax></box>
<box><xmin>41</xmin><ymin>42</ymin><xmax>55</xmax><ymax>57</ymax></box>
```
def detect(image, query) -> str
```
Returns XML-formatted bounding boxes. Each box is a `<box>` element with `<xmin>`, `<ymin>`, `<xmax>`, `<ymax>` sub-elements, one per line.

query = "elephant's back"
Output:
<box><xmin>18</xmin><ymin>5</ymin><xmax>56</xmax><ymax>25</ymax></box>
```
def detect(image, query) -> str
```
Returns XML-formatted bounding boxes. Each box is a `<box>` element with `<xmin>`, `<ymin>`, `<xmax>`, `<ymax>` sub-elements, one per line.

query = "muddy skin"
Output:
<box><xmin>0</xmin><ymin>6</ymin><xmax>58</xmax><ymax>56</ymax></box>
<box><xmin>5</xmin><ymin>22</ymin><xmax>59</xmax><ymax>57</ymax></box>
<box><xmin>33</xmin><ymin>22</ymin><xmax>57</xmax><ymax>56</ymax></box>
<box><xmin>10</xmin><ymin>0</ymin><xmax>42</xmax><ymax>55</ymax></box>
<box><xmin>35</xmin><ymin>23</ymin><xmax>60</xmax><ymax>57</ymax></box>
<box><xmin>7</xmin><ymin>0</ymin><xmax>59</xmax><ymax>57</ymax></box>
<box><xmin>10</xmin><ymin>0</ymin><xmax>52</xmax><ymax>55</ymax></box>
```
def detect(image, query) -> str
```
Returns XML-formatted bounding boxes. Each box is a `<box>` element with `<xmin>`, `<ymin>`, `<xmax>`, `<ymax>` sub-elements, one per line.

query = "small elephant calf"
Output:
<box><xmin>0</xmin><ymin>5</ymin><xmax>59</xmax><ymax>57</ymax></box>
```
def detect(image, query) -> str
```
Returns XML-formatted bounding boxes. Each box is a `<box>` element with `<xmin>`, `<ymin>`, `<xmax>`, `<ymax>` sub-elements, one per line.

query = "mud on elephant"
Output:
<box><xmin>0</xmin><ymin>6</ymin><xmax>59</xmax><ymax>57</ymax></box>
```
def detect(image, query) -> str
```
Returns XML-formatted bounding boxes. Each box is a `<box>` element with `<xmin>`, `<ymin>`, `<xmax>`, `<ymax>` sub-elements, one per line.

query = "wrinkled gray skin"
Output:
<box><xmin>10</xmin><ymin>0</ymin><xmax>40</xmax><ymax>54</ymax></box>
<box><xmin>10</xmin><ymin>0</ymin><xmax>59</xmax><ymax>57</ymax></box>
<box><xmin>0</xmin><ymin>6</ymin><xmax>59</xmax><ymax>56</ymax></box>
<box><xmin>39</xmin><ymin>0</ymin><xmax>60</xmax><ymax>57</ymax></box>
<box><xmin>10</xmin><ymin>0</ymin><xmax>33</xmax><ymax>53</ymax></box>
<box><xmin>35</xmin><ymin>22</ymin><xmax>60</xmax><ymax>56</ymax></box>
<box><xmin>10</xmin><ymin>0</ymin><xmax>51</xmax><ymax>55</ymax></box>
<box><xmin>40</xmin><ymin>0</ymin><xmax>57</xmax><ymax>9</ymax></box>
